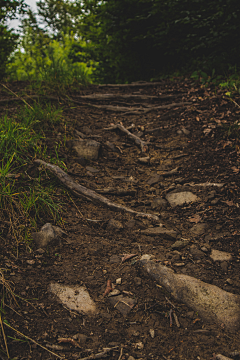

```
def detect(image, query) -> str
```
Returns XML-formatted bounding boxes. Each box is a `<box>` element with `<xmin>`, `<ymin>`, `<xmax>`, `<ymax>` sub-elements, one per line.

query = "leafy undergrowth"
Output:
<box><xmin>0</xmin><ymin>89</ymin><xmax>69</xmax><ymax>253</ymax></box>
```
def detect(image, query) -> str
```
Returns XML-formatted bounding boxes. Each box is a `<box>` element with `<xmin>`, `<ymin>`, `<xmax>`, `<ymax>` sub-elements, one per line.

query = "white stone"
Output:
<box><xmin>49</xmin><ymin>283</ymin><xmax>96</xmax><ymax>314</ymax></box>
<box><xmin>149</xmin><ymin>328</ymin><xmax>155</xmax><ymax>338</ymax></box>
<box><xmin>166</xmin><ymin>191</ymin><xmax>199</xmax><ymax>207</ymax></box>
<box><xmin>116</xmin><ymin>278</ymin><xmax>122</xmax><ymax>285</ymax></box>
<box><xmin>210</xmin><ymin>249</ymin><xmax>232</xmax><ymax>262</ymax></box>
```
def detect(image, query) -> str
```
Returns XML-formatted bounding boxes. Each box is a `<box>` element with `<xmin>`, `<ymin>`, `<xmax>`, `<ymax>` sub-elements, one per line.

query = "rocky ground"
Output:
<box><xmin>1</xmin><ymin>78</ymin><xmax>240</xmax><ymax>360</ymax></box>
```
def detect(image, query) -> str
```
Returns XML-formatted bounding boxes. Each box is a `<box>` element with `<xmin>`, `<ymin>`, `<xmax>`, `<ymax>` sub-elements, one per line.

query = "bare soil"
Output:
<box><xmin>1</xmin><ymin>78</ymin><xmax>240</xmax><ymax>360</ymax></box>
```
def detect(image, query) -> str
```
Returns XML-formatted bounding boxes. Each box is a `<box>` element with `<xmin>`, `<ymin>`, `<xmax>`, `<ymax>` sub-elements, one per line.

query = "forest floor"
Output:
<box><xmin>1</xmin><ymin>78</ymin><xmax>240</xmax><ymax>360</ymax></box>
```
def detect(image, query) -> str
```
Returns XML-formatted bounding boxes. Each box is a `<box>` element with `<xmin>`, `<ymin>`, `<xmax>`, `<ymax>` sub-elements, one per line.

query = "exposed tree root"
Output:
<box><xmin>104</xmin><ymin>123</ymin><xmax>148</xmax><ymax>153</ymax></box>
<box><xmin>34</xmin><ymin>160</ymin><xmax>159</xmax><ymax>222</ymax></box>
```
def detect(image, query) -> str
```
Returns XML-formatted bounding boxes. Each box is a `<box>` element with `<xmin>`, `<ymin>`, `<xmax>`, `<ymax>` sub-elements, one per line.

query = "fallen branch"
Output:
<box><xmin>96</xmin><ymin>188</ymin><xmax>136</xmax><ymax>196</ymax></box>
<box><xmin>78</xmin><ymin>347</ymin><xmax>119</xmax><ymax>360</ymax></box>
<box><xmin>68</xmin><ymin>98</ymin><xmax>192</xmax><ymax>115</ymax></box>
<box><xmin>97</xmin><ymin>81</ymin><xmax>163</xmax><ymax>87</ymax></box>
<box><xmin>73</xmin><ymin>93</ymin><xmax>186</xmax><ymax>101</ymax></box>
<box><xmin>104</xmin><ymin>123</ymin><xmax>148</xmax><ymax>152</ymax></box>
<box><xmin>34</xmin><ymin>160</ymin><xmax>159</xmax><ymax>221</ymax></box>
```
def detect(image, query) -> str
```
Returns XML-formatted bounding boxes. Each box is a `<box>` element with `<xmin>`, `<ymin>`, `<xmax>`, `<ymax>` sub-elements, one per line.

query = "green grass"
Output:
<box><xmin>0</xmin><ymin>101</ymin><xmax>66</xmax><ymax>251</ymax></box>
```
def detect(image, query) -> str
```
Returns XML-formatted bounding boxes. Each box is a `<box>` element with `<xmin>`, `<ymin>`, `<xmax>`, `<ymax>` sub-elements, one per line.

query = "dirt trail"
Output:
<box><xmin>1</xmin><ymin>79</ymin><xmax>240</xmax><ymax>359</ymax></box>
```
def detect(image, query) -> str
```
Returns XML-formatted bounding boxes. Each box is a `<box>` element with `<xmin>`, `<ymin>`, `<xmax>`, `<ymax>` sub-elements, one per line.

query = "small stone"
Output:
<box><xmin>128</xmin><ymin>357</ymin><xmax>136</xmax><ymax>360</ymax></box>
<box><xmin>26</xmin><ymin>260</ymin><xmax>35</xmax><ymax>265</ymax></box>
<box><xmin>190</xmin><ymin>223</ymin><xmax>208</xmax><ymax>236</ymax></box>
<box><xmin>125</xmin><ymin>220</ymin><xmax>136</xmax><ymax>229</ymax></box>
<box><xmin>73</xmin><ymin>139</ymin><xmax>101</xmax><ymax>160</ymax></box>
<box><xmin>109</xmin><ymin>255</ymin><xmax>121</xmax><ymax>264</ymax></box>
<box><xmin>81</xmin><ymin>126</ymin><xmax>92</xmax><ymax>135</ymax></box>
<box><xmin>116</xmin><ymin>278</ymin><xmax>122</xmax><ymax>285</ymax></box>
<box><xmin>35</xmin><ymin>248</ymin><xmax>45</xmax><ymax>254</ymax></box>
<box><xmin>166</xmin><ymin>191</ymin><xmax>199</xmax><ymax>207</ymax></box>
<box><xmin>135</xmin><ymin>342</ymin><xmax>144</xmax><ymax>350</ymax></box>
<box><xmin>32</xmin><ymin>223</ymin><xmax>65</xmax><ymax>249</ymax></box>
<box><xmin>226</xmin><ymin>278</ymin><xmax>234</xmax><ymax>285</ymax></box>
<box><xmin>108</xmin><ymin>289</ymin><xmax>121</xmax><ymax>297</ymax></box>
<box><xmin>108</xmin><ymin>295</ymin><xmax>137</xmax><ymax>316</ymax></box>
<box><xmin>149</xmin><ymin>329</ymin><xmax>155</xmax><ymax>338</ymax></box>
<box><xmin>85</xmin><ymin>166</ymin><xmax>99</xmax><ymax>173</ymax></box>
<box><xmin>103</xmin><ymin>269</ymin><xmax>107</xmax><ymax>274</ymax></box>
<box><xmin>201</xmin><ymin>246</ymin><xmax>209</xmax><ymax>253</ymax></box>
<box><xmin>138</xmin><ymin>157</ymin><xmax>150</xmax><ymax>164</ymax></box>
<box><xmin>171</xmin><ymin>239</ymin><xmax>190</xmax><ymax>250</ymax></box>
<box><xmin>221</xmin><ymin>261</ymin><xmax>228</xmax><ymax>273</ymax></box>
<box><xmin>210</xmin><ymin>249</ymin><xmax>232</xmax><ymax>262</ymax></box>
<box><xmin>147</xmin><ymin>175</ymin><xmax>161</xmax><ymax>186</ymax></box>
<box><xmin>181</xmin><ymin>127</ymin><xmax>190</xmax><ymax>135</ymax></box>
<box><xmin>190</xmin><ymin>245</ymin><xmax>205</xmax><ymax>259</ymax></box>
<box><xmin>134</xmin><ymin>277</ymin><xmax>142</xmax><ymax>286</ymax></box>
<box><xmin>49</xmin><ymin>283</ymin><xmax>96</xmax><ymax>314</ymax></box>
<box><xmin>151</xmin><ymin>197</ymin><xmax>167</xmax><ymax>210</ymax></box>
<box><xmin>107</xmin><ymin>219</ymin><xmax>123</xmax><ymax>230</ymax></box>
<box><xmin>211</xmin><ymin>198</ymin><xmax>220</xmax><ymax>205</ymax></box>
<box><xmin>73</xmin><ymin>333</ymin><xmax>88</xmax><ymax>344</ymax></box>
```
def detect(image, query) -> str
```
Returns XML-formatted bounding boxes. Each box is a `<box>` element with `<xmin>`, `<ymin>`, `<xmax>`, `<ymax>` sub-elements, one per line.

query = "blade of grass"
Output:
<box><xmin>0</xmin><ymin>83</ymin><xmax>33</xmax><ymax>110</ymax></box>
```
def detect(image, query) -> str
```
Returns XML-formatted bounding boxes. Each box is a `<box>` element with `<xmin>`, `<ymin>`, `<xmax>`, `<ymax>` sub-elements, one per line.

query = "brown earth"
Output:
<box><xmin>1</xmin><ymin>78</ymin><xmax>240</xmax><ymax>360</ymax></box>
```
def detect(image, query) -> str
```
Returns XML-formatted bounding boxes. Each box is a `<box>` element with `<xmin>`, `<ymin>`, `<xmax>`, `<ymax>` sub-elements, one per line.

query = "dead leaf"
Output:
<box><xmin>231</xmin><ymin>166</ymin><xmax>239</xmax><ymax>173</ymax></box>
<box><xmin>103</xmin><ymin>280</ymin><xmax>113</xmax><ymax>297</ymax></box>
<box><xmin>188</xmin><ymin>214</ymin><xmax>201</xmax><ymax>223</ymax></box>
<box><xmin>121</xmin><ymin>254</ymin><xmax>137</xmax><ymax>262</ymax></box>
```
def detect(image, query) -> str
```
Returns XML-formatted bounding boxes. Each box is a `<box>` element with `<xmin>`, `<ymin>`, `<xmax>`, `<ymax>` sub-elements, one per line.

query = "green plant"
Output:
<box><xmin>7</xmin><ymin>30</ymin><xmax>95</xmax><ymax>86</ymax></box>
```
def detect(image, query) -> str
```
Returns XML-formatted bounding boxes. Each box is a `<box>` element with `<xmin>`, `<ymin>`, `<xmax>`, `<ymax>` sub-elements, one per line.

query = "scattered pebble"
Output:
<box><xmin>210</xmin><ymin>249</ymin><xmax>232</xmax><ymax>262</ymax></box>
<box><xmin>149</xmin><ymin>329</ymin><xmax>155</xmax><ymax>338</ymax></box>
<box><xmin>116</xmin><ymin>278</ymin><xmax>122</xmax><ymax>285</ymax></box>
<box><xmin>166</xmin><ymin>191</ymin><xmax>199</xmax><ymax>207</ymax></box>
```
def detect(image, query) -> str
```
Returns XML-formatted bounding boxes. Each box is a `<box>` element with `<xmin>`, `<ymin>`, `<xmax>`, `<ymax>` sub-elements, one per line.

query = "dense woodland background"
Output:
<box><xmin>1</xmin><ymin>0</ymin><xmax>240</xmax><ymax>84</ymax></box>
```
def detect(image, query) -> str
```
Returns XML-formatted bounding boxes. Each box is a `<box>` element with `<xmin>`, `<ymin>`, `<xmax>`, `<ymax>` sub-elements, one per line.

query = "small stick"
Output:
<box><xmin>0</xmin><ymin>83</ymin><xmax>33</xmax><ymax>109</ymax></box>
<box><xmin>165</xmin><ymin>296</ymin><xmax>175</xmax><ymax>308</ymax></box>
<box><xmin>118</xmin><ymin>346</ymin><xmax>123</xmax><ymax>360</ymax></box>
<box><xmin>104</xmin><ymin>123</ymin><xmax>148</xmax><ymax>152</ymax></box>
<box><xmin>0</xmin><ymin>314</ymin><xmax>9</xmax><ymax>358</ymax></box>
<box><xmin>173</xmin><ymin>312</ymin><xmax>180</xmax><ymax>328</ymax></box>
<box><xmin>169</xmin><ymin>309</ymin><xmax>173</xmax><ymax>327</ymax></box>
<box><xmin>103</xmin><ymin>280</ymin><xmax>113</xmax><ymax>297</ymax></box>
<box><xmin>77</xmin><ymin>346</ymin><xmax>119</xmax><ymax>360</ymax></box>
<box><xmin>3</xmin><ymin>322</ymin><xmax>64</xmax><ymax>358</ymax></box>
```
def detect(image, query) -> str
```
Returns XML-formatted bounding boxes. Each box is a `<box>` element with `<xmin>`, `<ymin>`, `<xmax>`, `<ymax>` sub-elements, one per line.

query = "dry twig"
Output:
<box><xmin>77</xmin><ymin>346</ymin><xmax>118</xmax><ymax>360</ymax></box>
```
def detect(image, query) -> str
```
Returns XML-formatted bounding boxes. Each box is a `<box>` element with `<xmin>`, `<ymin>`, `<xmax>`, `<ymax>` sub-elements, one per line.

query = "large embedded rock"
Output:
<box><xmin>69</xmin><ymin>139</ymin><xmax>101</xmax><ymax>160</ymax></box>
<box><xmin>139</xmin><ymin>257</ymin><xmax>240</xmax><ymax>331</ymax></box>
<box><xmin>32</xmin><ymin>223</ymin><xmax>65</xmax><ymax>248</ymax></box>
<box><xmin>166</xmin><ymin>191</ymin><xmax>198</xmax><ymax>207</ymax></box>
<box><xmin>210</xmin><ymin>249</ymin><xmax>232</xmax><ymax>262</ymax></box>
<box><xmin>49</xmin><ymin>283</ymin><xmax>96</xmax><ymax>315</ymax></box>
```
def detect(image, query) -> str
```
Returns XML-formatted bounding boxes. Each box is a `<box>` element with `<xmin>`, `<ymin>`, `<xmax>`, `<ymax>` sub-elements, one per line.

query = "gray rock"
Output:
<box><xmin>85</xmin><ymin>166</ymin><xmax>99</xmax><ymax>173</ymax></box>
<box><xmin>73</xmin><ymin>139</ymin><xmax>101</xmax><ymax>160</ymax></box>
<box><xmin>216</xmin><ymin>355</ymin><xmax>233</xmax><ymax>360</ymax></box>
<box><xmin>141</xmin><ymin>227</ymin><xmax>177</xmax><ymax>239</ymax></box>
<box><xmin>81</xmin><ymin>126</ymin><xmax>92</xmax><ymax>135</ymax></box>
<box><xmin>32</xmin><ymin>223</ymin><xmax>65</xmax><ymax>248</ymax></box>
<box><xmin>190</xmin><ymin>245</ymin><xmax>205</xmax><ymax>259</ymax></box>
<box><xmin>108</xmin><ymin>295</ymin><xmax>137</xmax><ymax>316</ymax></box>
<box><xmin>151</xmin><ymin>197</ymin><xmax>167</xmax><ymax>210</ymax></box>
<box><xmin>221</xmin><ymin>261</ymin><xmax>228</xmax><ymax>273</ymax></box>
<box><xmin>107</xmin><ymin>219</ymin><xmax>123</xmax><ymax>230</ymax></box>
<box><xmin>49</xmin><ymin>283</ymin><xmax>96</xmax><ymax>314</ymax></box>
<box><xmin>147</xmin><ymin>175</ymin><xmax>161</xmax><ymax>186</ymax></box>
<box><xmin>210</xmin><ymin>249</ymin><xmax>232</xmax><ymax>262</ymax></box>
<box><xmin>139</xmin><ymin>258</ymin><xmax>240</xmax><ymax>331</ymax></box>
<box><xmin>171</xmin><ymin>239</ymin><xmax>190</xmax><ymax>250</ymax></box>
<box><xmin>190</xmin><ymin>223</ymin><xmax>208</xmax><ymax>236</ymax></box>
<box><xmin>109</xmin><ymin>255</ymin><xmax>121</xmax><ymax>264</ymax></box>
<box><xmin>181</xmin><ymin>127</ymin><xmax>190</xmax><ymax>135</ymax></box>
<box><xmin>166</xmin><ymin>192</ymin><xmax>199</xmax><ymax>207</ymax></box>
